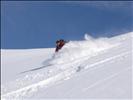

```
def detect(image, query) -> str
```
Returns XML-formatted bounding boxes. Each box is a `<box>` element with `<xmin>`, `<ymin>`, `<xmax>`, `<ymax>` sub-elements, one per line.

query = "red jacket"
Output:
<box><xmin>55</xmin><ymin>40</ymin><xmax>66</xmax><ymax>52</ymax></box>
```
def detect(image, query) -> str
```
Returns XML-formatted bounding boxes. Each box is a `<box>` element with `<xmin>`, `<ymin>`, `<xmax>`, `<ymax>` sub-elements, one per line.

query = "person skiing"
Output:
<box><xmin>55</xmin><ymin>39</ymin><xmax>66</xmax><ymax>52</ymax></box>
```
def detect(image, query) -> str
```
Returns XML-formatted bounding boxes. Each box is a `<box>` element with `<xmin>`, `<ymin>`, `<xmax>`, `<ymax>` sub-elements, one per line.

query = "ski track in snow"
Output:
<box><xmin>2</xmin><ymin>50</ymin><xmax>130</xmax><ymax>99</ymax></box>
<box><xmin>83</xmin><ymin>67</ymin><xmax>131</xmax><ymax>92</ymax></box>
<box><xmin>84</xmin><ymin>51</ymin><xmax>131</xmax><ymax>69</ymax></box>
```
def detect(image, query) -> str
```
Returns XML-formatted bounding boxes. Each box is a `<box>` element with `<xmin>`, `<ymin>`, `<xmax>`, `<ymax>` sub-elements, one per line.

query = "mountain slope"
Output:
<box><xmin>1</xmin><ymin>32</ymin><xmax>132</xmax><ymax>100</ymax></box>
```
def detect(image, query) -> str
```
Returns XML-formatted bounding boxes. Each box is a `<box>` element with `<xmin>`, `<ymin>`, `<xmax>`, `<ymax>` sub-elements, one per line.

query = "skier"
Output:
<box><xmin>55</xmin><ymin>39</ymin><xmax>66</xmax><ymax>52</ymax></box>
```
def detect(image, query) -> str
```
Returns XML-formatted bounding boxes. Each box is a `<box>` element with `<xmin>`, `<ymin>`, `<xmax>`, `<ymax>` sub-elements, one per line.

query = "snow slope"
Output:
<box><xmin>1</xmin><ymin>32</ymin><xmax>132</xmax><ymax>100</ymax></box>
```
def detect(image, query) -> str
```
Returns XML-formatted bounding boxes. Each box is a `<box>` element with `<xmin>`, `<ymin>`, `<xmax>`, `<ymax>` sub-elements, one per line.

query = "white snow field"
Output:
<box><xmin>1</xmin><ymin>32</ymin><xmax>133</xmax><ymax>100</ymax></box>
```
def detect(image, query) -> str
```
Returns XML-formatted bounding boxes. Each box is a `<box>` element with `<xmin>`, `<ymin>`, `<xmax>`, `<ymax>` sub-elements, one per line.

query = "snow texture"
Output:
<box><xmin>1</xmin><ymin>32</ymin><xmax>133</xmax><ymax>100</ymax></box>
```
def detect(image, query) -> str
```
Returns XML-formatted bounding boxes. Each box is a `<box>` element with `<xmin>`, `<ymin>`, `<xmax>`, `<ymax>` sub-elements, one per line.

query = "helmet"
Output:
<box><xmin>56</xmin><ymin>40</ymin><xmax>59</xmax><ymax>44</ymax></box>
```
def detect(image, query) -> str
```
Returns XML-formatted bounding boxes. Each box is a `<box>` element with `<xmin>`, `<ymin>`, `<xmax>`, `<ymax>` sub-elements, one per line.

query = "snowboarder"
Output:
<box><xmin>55</xmin><ymin>39</ymin><xmax>66</xmax><ymax>52</ymax></box>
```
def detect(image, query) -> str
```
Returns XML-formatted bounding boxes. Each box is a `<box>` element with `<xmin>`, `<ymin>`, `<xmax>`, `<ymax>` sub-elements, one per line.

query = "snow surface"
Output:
<box><xmin>1</xmin><ymin>32</ymin><xmax>133</xmax><ymax>100</ymax></box>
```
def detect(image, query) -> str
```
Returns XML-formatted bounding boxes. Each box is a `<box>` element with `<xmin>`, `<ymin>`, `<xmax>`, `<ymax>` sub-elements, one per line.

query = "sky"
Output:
<box><xmin>1</xmin><ymin>1</ymin><xmax>133</xmax><ymax>49</ymax></box>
